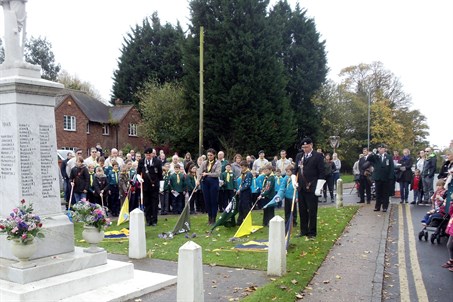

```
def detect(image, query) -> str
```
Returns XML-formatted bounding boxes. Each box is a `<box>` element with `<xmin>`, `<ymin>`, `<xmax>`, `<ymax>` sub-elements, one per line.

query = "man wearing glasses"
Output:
<box><xmin>84</xmin><ymin>147</ymin><xmax>98</xmax><ymax>167</ymax></box>
<box><xmin>422</xmin><ymin>147</ymin><xmax>437</xmax><ymax>204</ymax></box>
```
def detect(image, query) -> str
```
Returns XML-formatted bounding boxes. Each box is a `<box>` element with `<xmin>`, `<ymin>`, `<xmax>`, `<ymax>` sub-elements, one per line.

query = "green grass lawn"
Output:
<box><xmin>75</xmin><ymin>205</ymin><xmax>358</xmax><ymax>301</ymax></box>
<box><xmin>340</xmin><ymin>173</ymin><xmax>354</xmax><ymax>184</ymax></box>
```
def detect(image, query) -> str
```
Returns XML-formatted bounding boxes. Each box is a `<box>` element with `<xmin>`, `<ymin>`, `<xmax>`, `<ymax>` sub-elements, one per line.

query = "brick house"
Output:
<box><xmin>55</xmin><ymin>89</ymin><xmax>148</xmax><ymax>156</ymax></box>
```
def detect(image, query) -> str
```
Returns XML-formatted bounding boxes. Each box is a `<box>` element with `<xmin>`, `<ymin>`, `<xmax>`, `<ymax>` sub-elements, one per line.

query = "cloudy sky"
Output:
<box><xmin>1</xmin><ymin>0</ymin><xmax>452</xmax><ymax>148</ymax></box>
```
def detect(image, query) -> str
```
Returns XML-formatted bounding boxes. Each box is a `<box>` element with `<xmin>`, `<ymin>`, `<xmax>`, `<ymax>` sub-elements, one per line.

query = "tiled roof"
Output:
<box><xmin>56</xmin><ymin>89</ymin><xmax>134</xmax><ymax>124</ymax></box>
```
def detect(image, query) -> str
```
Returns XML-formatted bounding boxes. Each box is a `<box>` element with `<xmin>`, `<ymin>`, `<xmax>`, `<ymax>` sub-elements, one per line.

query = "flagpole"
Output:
<box><xmin>198</xmin><ymin>26</ymin><xmax>204</xmax><ymax>157</ymax></box>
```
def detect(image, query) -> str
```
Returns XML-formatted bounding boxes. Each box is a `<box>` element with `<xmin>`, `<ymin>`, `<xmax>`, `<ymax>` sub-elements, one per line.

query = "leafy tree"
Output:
<box><xmin>339</xmin><ymin>61</ymin><xmax>410</xmax><ymax>109</ymax></box>
<box><xmin>271</xmin><ymin>1</ymin><xmax>328</xmax><ymax>145</ymax></box>
<box><xmin>24</xmin><ymin>36</ymin><xmax>61</xmax><ymax>81</ymax></box>
<box><xmin>313</xmin><ymin>62</ymin><xmax>429</xmax><ymax>170</ymax></box>
<box><xmin>138</xmin><ymin>81</ymin><xmax>190</xmax><ymax>150</ymax></box>
<box><xmin>183</xmin><ymin>0</ymin><xmax>296</xmax><ymax>156</ymax></box>
<box><xmin>112</xmin><ymin>12</ymin><xmax>185</xmax><ymax>106</ymax></box>
<box><xmin>58</xmin><ymin>70</ymin><xmax>103</xmax><ymax>101</ymax></box>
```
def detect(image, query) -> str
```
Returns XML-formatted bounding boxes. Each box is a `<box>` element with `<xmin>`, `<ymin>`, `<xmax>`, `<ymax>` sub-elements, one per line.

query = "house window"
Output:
<box><xmin>102</xmin><ymin>124</ymin><xmax>110</xmax><ymax>135</ymax></box>
<box><xmin>63</xmin><ymin>115</ymin><xmax>76</xmax><ymax>131</ymax></box>
<box><xmin>128</xmin><ymin>123</ymin><xmax>137</xmax><ymax>137</ymax></box>
<box><xmin>86</xmin><ymin>122</ymin><xmax>90</xmax><ymax>134</ymax></box>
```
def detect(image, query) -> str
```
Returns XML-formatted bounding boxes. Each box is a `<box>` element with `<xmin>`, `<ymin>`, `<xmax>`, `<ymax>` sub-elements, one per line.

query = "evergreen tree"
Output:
<box><xmin>24</xmin><ymin>36</ymin><xmax>61</xmax><ymax>81</ymax></box>
<box><xmin>183</xmin><ymin>0</ymin><xmax>295</xmax><ymax>156</ymax></box>
<box><xmin>270</xmin><ymin>1</ymin><xmax>328</xmax><ymax>146</ymax></box>
<box><xmin>111</xmin><ymin>12</ymin><xmax>185</xmax><ymax>105</ymax></box>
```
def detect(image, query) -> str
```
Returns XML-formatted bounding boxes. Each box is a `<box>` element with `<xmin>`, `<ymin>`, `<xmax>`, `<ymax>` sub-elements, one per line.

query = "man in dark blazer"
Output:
<box><xmin>367</xmin><ymin>143</ymin><xmax>395</xmax><ymax>212</ymax></box>
<box><xmin>292</xmin><ymin>138</ymin><xmax>325</xmax><ymax>238</ymax></box>
<box><xmin>137</xmin><ymin>148</ymin><xmax>163</xmax><ymax>226</ymax></box>
<box><xmin>358</xmin><ymin>148</ymin><xmax>372</xmax><ymax>204</ymax></box>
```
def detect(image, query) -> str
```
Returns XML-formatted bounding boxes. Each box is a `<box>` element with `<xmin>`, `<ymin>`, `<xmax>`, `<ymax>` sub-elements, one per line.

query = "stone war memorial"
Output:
<box><xmin>0</xmin><ymin>2</ymin><xmax>175</xmax><ymax>301</ymax></box>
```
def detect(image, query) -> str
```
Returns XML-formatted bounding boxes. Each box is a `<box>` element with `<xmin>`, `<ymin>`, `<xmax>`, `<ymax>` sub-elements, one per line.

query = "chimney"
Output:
<box><xmin>114</xmin><ymin>98</ymin><xmax>122</xmax><ymax>105</ymax></box>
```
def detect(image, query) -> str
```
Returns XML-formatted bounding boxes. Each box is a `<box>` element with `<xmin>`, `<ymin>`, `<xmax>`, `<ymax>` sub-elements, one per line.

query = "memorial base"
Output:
<box><xmin>0</xmin><ymin>248</ymin><xmax>177</xmax><ymax>301</ymax></box>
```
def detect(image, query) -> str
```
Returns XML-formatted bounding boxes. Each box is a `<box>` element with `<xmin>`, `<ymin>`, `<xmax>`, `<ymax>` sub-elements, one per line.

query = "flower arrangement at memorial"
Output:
<box><xmin>71</xmin><ymin>200</ymin><xmax>111</xmax><ymax>231</ymax></box>
<box><xmin>0</xmin><ymin>199</ymin><xmax>44</xmax><ymax>244</ymax></box>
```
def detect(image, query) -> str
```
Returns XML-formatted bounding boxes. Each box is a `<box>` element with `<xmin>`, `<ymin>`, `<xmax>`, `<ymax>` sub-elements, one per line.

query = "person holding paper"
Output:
<box><xmin>292</xmin><ymin>137</ymin><xmax>325</xmax><ymax>239</ymax></box>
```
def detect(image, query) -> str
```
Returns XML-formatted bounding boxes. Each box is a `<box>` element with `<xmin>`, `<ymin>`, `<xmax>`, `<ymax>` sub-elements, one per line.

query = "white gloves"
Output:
<box><xmin>291</xmin><ymin>174</ymin><xmax>298</xmax><ymax>189</ymax></box>
<box><xmin>315</xmin><ymin>179</ymin><xmax>326</xmax><ymax>196</ymax></box>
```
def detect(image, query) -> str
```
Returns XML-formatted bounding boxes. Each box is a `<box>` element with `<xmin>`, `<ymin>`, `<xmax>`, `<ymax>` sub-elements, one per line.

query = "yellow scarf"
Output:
<box><xmin>207</xmin><ymin>160</ymin><xmax>215</xmax><ymax>172</ymax></box>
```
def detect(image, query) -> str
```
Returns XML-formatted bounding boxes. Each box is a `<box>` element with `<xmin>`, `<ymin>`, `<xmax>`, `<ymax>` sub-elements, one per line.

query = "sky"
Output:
<box><xmin>1</xmin><ymin>0</ymin><xmax>452</xmax><ymax>149</ymax></box>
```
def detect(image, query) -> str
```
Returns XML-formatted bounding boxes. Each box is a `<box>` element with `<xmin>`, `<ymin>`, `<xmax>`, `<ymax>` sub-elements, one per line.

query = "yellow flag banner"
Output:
<box><xmin>233</xmin><ymin>211</ymin><xmax>263</xmax><ymax>238</ymax></box>
<box><xmin>117</xmin><ymin>196</ymin><xmax>129</xmax><ymax>226</ymax></box>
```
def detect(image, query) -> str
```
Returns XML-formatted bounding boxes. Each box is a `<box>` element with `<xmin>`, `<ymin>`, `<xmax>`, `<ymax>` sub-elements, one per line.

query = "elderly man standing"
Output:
<box><xmin>292</xmin><ymin>138</ymin><xmax>325</xmax><ymax>239</ymax></box>
<box><xmin>367</xmin><ymin>144</ymin><xmax>395</xmax><ymax>212</ymax></box>
<box><xmin>105</xmin><ymin>148</ymin><xmax>124</xmax><ymax>168</ymax></box>
<box><xmin>137</xmin><ymin>148</ymin><xmax>163</xmax><ymax>226</ymax></box>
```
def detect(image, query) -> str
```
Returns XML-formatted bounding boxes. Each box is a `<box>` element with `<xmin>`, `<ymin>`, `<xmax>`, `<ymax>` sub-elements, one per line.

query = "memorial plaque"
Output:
<box><xmin>0</xmin><ymin>75</ymin><xmax>74</xmax><ymax>259</ymax></box>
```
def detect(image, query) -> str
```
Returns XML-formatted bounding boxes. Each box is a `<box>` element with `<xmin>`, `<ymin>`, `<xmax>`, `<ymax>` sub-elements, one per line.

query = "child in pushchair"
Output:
<box><xmin>418</xmin><ymin>179</ymin><xmax>449</xmax><ymax>243</ymax></box>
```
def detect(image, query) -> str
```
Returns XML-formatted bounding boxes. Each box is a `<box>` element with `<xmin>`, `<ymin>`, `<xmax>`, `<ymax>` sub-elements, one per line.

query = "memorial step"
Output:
<box><xmin>1</xmin><ymin>259</ymin><xmax>134</xmax><ymax>301</ymax></box>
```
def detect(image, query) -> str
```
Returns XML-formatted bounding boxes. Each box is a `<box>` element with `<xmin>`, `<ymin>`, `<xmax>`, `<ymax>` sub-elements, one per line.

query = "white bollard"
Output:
<box><xmin>177</xmin><ymin>241</ymin><xmax>204</xmax><ymax>302</ymax></box>
<box><xmin>267</xmin><ymin>215</ymin><xmax>286</xmax><ymax>276</ymax></box>
<box><xmin>128</xmin><ymin>208</ymin><xmax>147</xmax><ymax>259</ymax></box>
<box><xmin>336</xmin><ymin>179</ymin><xmax>344</xmax><ymax>208</ymax></box>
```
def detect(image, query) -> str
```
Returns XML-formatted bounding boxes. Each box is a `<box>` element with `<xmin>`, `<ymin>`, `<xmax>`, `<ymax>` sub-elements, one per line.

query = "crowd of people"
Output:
<box><xmin>60</xmin><ymin>141</ymin><xmax>452</xmax><ymax>255</ymax></box>
<box><xmin>352</xmin><ymin>145</ymin><xmax>453</xmax><ymax>273</ymax></box>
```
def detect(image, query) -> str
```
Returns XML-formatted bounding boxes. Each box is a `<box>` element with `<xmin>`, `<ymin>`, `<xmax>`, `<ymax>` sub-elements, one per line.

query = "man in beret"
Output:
<box><xmin>137</xmin><ymin>147</ymin><xmax>163</xmax><ymax>226</ymax></box>
<box><xmin>366</xmin><ymin>143</ymin><xmax>395</xmax><ymax>212</ymax></box>
<box><xmin>291</xmin><ymin>138</ymin><xmax>325</xmax><ymax>239</ymax></box>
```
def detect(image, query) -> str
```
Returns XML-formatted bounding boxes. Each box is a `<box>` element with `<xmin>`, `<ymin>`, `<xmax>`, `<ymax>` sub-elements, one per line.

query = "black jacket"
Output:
<box><xmin>293</xmin><ymin>151</ymin><xmax>325</xmax><ymax>193</ymax></box>
<box><xmin>137</xmin><ymin>157</ymin><xmax>163</xmax><ymax>191</ymax></box>
<box><xmin>70</xmin><ymin>166</ymin><xmax>90</xmax><ymax>193</ymax></box>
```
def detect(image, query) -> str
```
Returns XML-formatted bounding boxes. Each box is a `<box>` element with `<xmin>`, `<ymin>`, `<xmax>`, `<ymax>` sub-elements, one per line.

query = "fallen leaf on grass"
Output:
<box><xmin>291</xmin><ymin>279</ymin><xmax>298</xmax><ymax>285</ymax></box>
<box><xmin>299</xmin><ymin>251</ymin><xmax>307</xmax><ymax>257</ymax></box>
<box><xmin>245</xmin><ymin>285</ymin><xmax>257</xmax><ymax>292</ymax></box>
<box><xmin>269</xmin><ymin>278</ymin><xmax>276</xmax><ymax>281</ymax></box>
<box><xmin>279</xmin><ymin>285</ymin><xmax>288</xmax><ymax>290</ymax></box>
<box><xmin>296</xmin><ymin>271</ymin><xmax>300</xmax><ymax>275</ymax></box>
<box><xmin>295</xmin><ymin>293</ymin><xmax>304</xmax><ymax>299</ymax></box>
<box><xmin>209</xmin><ymin>263</ymin><xmax>217</xmax><ymax>267</ymax></box>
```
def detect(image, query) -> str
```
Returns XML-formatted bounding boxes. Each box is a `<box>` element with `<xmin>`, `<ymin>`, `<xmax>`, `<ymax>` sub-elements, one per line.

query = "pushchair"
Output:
<box><xmin>418</xmin><ymin>213</ymin><xmax>450</xmax><ymax>244</ymax></box>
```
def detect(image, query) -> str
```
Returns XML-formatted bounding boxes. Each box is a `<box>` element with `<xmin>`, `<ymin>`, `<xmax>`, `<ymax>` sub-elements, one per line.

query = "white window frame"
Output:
<box><xmin>128</xmin><ymin>123</ymin><xmax>138</xmax><ymax>137</ymax></box>
<box><xmin>102</xmin><ymin>124</ymin><xmax>110</xmax><ymax>136</ymax></box>
<box><xmin>63</xmin><ymin>115</ymin><xmax>76</xmax><ymax>131</ymax></box>
<box><xmin>86</xmin><ymin>122</ymin><xmax>90</xmax><ymax>134</ymax></box>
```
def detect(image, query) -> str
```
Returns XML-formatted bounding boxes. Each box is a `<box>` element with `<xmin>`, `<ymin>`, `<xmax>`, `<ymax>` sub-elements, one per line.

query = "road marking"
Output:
<box><xmin>398</xmin><ymin>205</ymin><xmax>411</xmax><ymax>302</ymax></box>
<box><xmin>405</xmin><ymin>204</ymin><xmax>429</xmax><ymax>301</ymax></box>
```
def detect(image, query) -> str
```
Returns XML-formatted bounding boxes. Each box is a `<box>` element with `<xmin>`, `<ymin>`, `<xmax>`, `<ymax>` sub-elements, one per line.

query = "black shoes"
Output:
<box><xmin>382</xmin><ymin>209</ymin><xmax>387</xmax><ymax>212</ymax></box>
<box><xmin>357</xmin><ymin>201</ymin><xmax>365</xmax><ymax>204</ymax></box>
<box><xmin>373</xmin><ymin>208</ymin><xmax>380</xmax><ymax>212</ymax></box>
